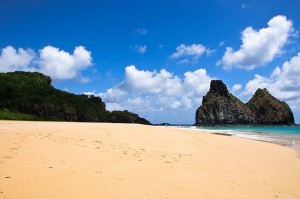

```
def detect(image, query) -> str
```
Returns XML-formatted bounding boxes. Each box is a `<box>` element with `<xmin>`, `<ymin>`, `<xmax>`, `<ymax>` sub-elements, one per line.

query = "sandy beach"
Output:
<box><xmin>0</xmin><ymin>121</ymin><xmax>300</xmax><ymax>199</ymax></box>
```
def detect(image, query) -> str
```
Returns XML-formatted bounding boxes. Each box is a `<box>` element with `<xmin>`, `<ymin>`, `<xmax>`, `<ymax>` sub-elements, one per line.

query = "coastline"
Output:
<box><xmin>1</xmin><ymin>121</ymin><xmax>300</xmax><ymax>198</ymax></box>
<box><xmin>170</xmin><ymin>125</ymin><xmax>300</xmax><ymax>155</ymax></box>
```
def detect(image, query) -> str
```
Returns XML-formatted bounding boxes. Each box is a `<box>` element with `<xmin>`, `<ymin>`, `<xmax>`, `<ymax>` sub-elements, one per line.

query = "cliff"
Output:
<box><xmin>195</xmin><ymin>80</ymin><xmax>295</xmax><ymax>126</ymax></box>
<box><xmin>0</xmin><ymin>71</ymin><xmax>150</xmax><ymax>125</ymax></box>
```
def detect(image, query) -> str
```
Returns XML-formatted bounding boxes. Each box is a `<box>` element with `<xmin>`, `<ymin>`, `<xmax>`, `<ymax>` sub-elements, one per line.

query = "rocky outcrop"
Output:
<box><xmin>246</xmin><ymin>88</ymin><xmax>295</xmax><ymax>125</ymax></box>
<box><xmin>195</xmin><ymin>80</ymin><xmax>295</xmax><ymax>126</ymax></box>
<box><xmin>195</xmin><ymin>80</ymin><xmax>256</xmax><ymax>125</ymax></box>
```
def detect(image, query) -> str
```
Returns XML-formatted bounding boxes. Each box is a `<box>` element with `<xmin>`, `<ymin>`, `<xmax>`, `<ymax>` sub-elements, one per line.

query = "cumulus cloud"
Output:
<box><xmin>119</xmin><ymin>65</ymin><xmax>182</xmax><ymax>95</ymax></box>
<box><xmin>38</xmin><ymin>46</ymin><xmax>92</xmax><ymax>80</ymax></box>
<box><xmin>0</xmin><ymin>46</ymin><xmax>35</xmax><ymax>72</ymax></box>
<box><xmin>219</xmin><ymin>15</ymin><xmax>294</xmax><ymax>70</ymax></box>
<box><xmin>183</xmin><ymin>68</ymin><xmax>213</xmax><ymax>97</ymax></box>
<box><xmin>0</xmin><ymin>45</ymin><xmax>92</xmax><ymax>81</ymax></box>
<box><xmin>88</xmin><ymin>65</ymin><xmax>215</xmax><ymax>123</ymax></box>
<box><xmin>99</xmin><ymin>88</ymin><xmax>127</xmax><ymax>103</ymax></box>
<box><xmin>243</xmin><ymin>52</ymin><xmax>300</xmax><ymax>110</ymax></box>
<box><xmin>131</xmin><ymin>45</ymin><xmax>147</xmax><ymax>54</ymax></box>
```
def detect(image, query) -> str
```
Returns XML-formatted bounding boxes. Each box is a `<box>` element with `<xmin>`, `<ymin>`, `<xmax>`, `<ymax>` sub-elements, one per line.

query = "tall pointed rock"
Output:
<box><xmin>195</xmin><ymin>80</ymin><xmax>256</xmax><ymax>125</ymax></box>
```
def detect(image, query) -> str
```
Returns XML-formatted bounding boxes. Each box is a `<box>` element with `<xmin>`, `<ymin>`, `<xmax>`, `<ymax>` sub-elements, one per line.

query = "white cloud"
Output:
<box><xmin>176</xmin><ymin>59</ymin><xmax>189</xmax><ymax>65</ymax></box>
<box><xmin>131</xmin><ymin>45</ymin><xmax>147</xmax><ymax>54</ymax></box>
<box><xmin>181</xmin><ymin>96</ymin><xmax>193</xmax><ymax>109</ymax></box>
<box><xmin>183</xmin><ymin>68</ymin><xmax>213</xmax><ymax>97</ymax></box>
<box><xmin>231</xmin><ymin>84</ymin><xmax>242</xmax><ymax>93</ymax></box>
<box><xmin>170</xmin><ymin>44</ymin><xmax>215</xmax><ymax>64</ymax></box>
<box><xmin>0</xmin><ymin>46</ymin><xmax>35</xmax><ymax>72</ymax></box>
<box><xmin>0</xmin><ymin>45</ymin><xmax>92</xmax><ymax>81</ymax></box>
<box><xmin>170</xmin><ymin>101</ymin><xmax>181</xmax><ymax>109</ymax></box>
<box><xmin>134</xmin><ymin>28</ymin><xmax>148</xmax><ymax>35</ymax></box>
<box><xmin>100</xmin><ymin>97</ymin><xmax>150</xmax><ymax>112</ymax></box>
<box><xmin>206</xmin><ymin>48</ymin><xmax>216</xmax><ymax>56</ymax></box>
<box><xmin>220</xmin><ymin>15</ymin><xmax>294</xmax><ymax>70</ymax></box>
<box><xmin>99</xmin><ymin>88</ymin><xmax>127</xmax><ymax>103</ymax></box>
<box><xmin>92</xmin><ymin>65</ymin><xmax>214</xmax><ymax>124</ymax></box>
<box><xmin>243</xmin><ymin>52</ymin><xmax>300</xmax><ymax>111</ymax></box>
<box><xmin>38</xmin><ymin>46</ymin><xmax>92</xmax><ymax>81</ymax></box>
<box><xmin>119</xmin><ymin>65</ymin><xmax>182</xmax><ymax>95</ymax></box>
<box><xmin>171</xmin><ymin>44</ymin><xmax>206</xmax><ymax>61</ymax></box>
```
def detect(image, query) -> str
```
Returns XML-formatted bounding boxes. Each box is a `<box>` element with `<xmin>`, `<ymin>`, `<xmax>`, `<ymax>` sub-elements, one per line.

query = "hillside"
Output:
<box><xmin>246</xmin><ymin>88</ymin><xmax>294</xmax><ymax>125</ymax></box>
<box><xmin>0</xmin><ymin>72</ymin><xmax>150</xmax><ymax>124</ymax></box>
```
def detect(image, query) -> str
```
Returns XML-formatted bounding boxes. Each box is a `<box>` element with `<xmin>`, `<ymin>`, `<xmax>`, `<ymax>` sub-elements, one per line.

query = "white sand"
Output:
<box><xmin>1</xmin><ymin>121</ymin><xmax>300</xmax><ymax>199</ymax></box>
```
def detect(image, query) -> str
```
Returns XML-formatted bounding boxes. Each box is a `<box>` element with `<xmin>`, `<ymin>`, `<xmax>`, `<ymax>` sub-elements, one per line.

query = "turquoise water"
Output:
<box><xmin>172</xmin><ymin>125</ymin><xmax>300</xmax><ymax>150</ymax></box>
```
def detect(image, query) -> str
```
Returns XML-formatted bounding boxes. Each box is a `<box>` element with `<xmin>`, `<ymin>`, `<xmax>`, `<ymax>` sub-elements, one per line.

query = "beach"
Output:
<box><xmin>1</xmin><ymin>121</ymin><xmax>300</xmax><ymax>199</ymax></box>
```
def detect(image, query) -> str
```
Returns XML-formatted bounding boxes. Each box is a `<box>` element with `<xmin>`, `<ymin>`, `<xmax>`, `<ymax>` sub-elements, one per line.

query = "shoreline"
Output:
<box><xmin>168</xmin><ymin>125</ymin><xmax>300</xmax><ymax>156</ymax></box>
<box><xmin>1</xmin><ymin>121</ymin><xmax>300</xmax><ymax>198</ymax></box>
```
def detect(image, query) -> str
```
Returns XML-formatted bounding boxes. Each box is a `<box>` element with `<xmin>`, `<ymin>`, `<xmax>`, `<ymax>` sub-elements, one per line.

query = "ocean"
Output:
<box><xmin>170</xmin><ymin>125</ymin><xmax>300</xmax><ymax>152</ymax></box>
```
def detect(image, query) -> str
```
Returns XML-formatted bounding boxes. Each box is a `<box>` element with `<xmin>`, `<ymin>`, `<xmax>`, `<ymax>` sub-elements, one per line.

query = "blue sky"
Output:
<box><xmin>1</xmin><ymin>0</ymin><xmax>300</xmax><ymax>124</ymax></box>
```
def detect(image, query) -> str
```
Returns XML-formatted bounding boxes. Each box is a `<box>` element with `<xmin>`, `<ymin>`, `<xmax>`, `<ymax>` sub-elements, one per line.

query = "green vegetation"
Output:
<box><xmin>0</xmin><ymin>108</ymin><xmax>43</xmax><ymax>121</ymax></box>
<box><xmin>108</xmin><ymin>110</ymin><xmax>151</xmax><ymax>124</ymax></box>
<box><xmin>0</xmin><ymin>72</ymin><xmax>150</xmax><ymax>124</ymax></box>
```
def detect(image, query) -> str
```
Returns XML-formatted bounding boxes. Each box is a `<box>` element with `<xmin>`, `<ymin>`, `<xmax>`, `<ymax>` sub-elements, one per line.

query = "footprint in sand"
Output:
<box><xmin>2</xmin><ymin>156</ymin><xmax>13</xmax><ymax>159</ymax></box>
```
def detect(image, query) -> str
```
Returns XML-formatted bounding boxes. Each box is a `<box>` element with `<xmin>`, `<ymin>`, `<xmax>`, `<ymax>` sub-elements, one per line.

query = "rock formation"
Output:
<box><xmin>195</xmin><ymin>80</ymin><xmax>256</xmax><ymax>125</ymax></box>
<box><xmin>195</xmin><ymin>80</ymin><xmax>295</xmax><ymax>126</ymax></box>
<box><xmin>246</xmin><ymin>88</ymin><xmax>295</xmax><ymax>125</ymax></box>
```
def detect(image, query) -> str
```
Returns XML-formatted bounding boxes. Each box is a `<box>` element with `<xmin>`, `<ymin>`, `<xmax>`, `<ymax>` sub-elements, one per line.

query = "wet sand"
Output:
<box><xmin>1</xmin><ymin>121</ymin><xmax>300</xmax><ymax>199</ymax></box>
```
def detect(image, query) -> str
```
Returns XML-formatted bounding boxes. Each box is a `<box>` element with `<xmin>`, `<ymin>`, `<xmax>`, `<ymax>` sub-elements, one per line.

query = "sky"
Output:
<box><xmin>1</xmin><ymin>0</ymin><xmax>300</xmax><ymax>124</ymax></box>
